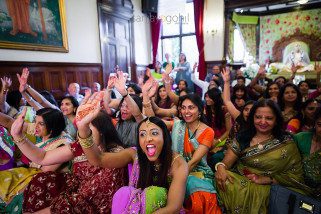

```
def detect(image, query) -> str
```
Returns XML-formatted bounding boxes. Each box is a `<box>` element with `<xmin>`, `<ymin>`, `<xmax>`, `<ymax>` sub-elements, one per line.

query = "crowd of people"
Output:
<box><xmin>0</xmin><ymin>54</ymin><xmax>320</xmax><ymax>213</ymax></box>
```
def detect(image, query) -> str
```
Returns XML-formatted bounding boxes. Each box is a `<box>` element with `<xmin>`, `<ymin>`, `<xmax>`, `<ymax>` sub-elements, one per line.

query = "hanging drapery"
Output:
<box><xmin>150</xmin><ymin>14</ymin><xmax>162</xmax><ymax>65</ymax></box>
<box><xmin>227</xmin><ymin>19</ymin><xmax>235</xmax><ymax>63</ymax></box>
<box><xmin>193</xmin><ymin>0</ymin><xmax>206</xmax><ymax>80</ymax></box>
<box><xmin>237</xmin><ymin>24</ymin><xmax>257</xmax><ymax>59</ymax></box>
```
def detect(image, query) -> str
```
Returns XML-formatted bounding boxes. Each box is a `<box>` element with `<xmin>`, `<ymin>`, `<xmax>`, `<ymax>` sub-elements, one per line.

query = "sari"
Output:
<box><xmin>64</xmin><ymin>116</ymin><xmax>77</xmax><ymax>139</ymax></box>
<box><xmin>0</xmin><ymin>126</ymin><xmax>15</xmax><ymax>171</ymax></box>
<box><xmin>23</xmin><ymin>142</ymin><xmax>126</xmax><ymax>213</ymax></box>
<box><xmin>218</xmin><ymin>135</ymin><xmax>308</xmax><ymax>214</ymax></box>
<box><xmin>294</xmin><ymin>132</ymin><xmax>321</xmax><ymax>199</ymax></box>
<box><xmin>171</xmin><ymin>120</ymin><xmax>222</xmax><ymax>213</ymax></box>
<box><xmin>111</xmin><ymin>156</ymin><xmax>170</xmax><ymax>214</ymax></box>
<box><xmin>0</xmin><ymin>134</ymin><xmax>72</xmax><ymax>213</ymax></box>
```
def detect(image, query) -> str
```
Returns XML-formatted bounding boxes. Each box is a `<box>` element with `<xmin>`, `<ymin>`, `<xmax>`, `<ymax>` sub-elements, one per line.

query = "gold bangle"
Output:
<box><xmin>77</xmin><ymin>131</ymin><xmax>94</xmax><ymax>149</ymax></box>
<box><xmin>14</xmin><ymin>135</ymin><xmax>27</xmax><ymax>145</ymax></box>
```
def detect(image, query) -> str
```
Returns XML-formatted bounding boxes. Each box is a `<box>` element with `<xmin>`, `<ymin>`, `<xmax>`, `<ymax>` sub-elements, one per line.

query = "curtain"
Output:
<box><xmin>227</xmin><ymin>20</ymin><xmax>235</xmax><ymax>63</ymax></box>
<box><xmin>150</xmin><ymin>14</ymin><xmax>162</xmax><ymax>65</ymax></box>
<box><xmin>193</xmin><ymin>0</ymin><xmax>206</xmax><ymax>80</ymax></box>
<box><xmin>238</xmin><ymin>24</ymin><xmax>257</xmax><ymax>59</ymax></box>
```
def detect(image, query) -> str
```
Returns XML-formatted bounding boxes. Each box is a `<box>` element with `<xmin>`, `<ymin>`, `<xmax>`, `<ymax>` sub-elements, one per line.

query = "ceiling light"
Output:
<box><xmin>297</xmin><ymin>0</ymin><xmax>309</xmax><ymax>4</ymax></box>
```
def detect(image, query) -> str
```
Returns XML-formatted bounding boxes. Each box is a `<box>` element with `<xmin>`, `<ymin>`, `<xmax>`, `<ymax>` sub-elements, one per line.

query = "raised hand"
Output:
<box><xmin>164</xmin><ymin>63</ymin><xmax>173</xmax><ymax>76</ymax></box>
<box><xmin>221</xmin><ymin>67</ymin><xmax>230</xmax><ymax>82</ymax></box>
<box><xmin>192</xmin><ymin>63</ymin><xmax>198</xmax><ymax>73</ymax></box>
<box><xmin>10</xmin><ymin>107</ymin><xmax>27</xmax><ymax>139</ymax></box>
<box><xmin>257</xmin><ymin>65</ymin><xmax>266</xmax><ymax>76</ymax></box>
<box><xmin>17</xmin><ymin>68</ymin><xmax>29</xmax><ymax>93</ymax></box>
<box><xmin>148</xmin><ymin>79</ymin><xmax>158</xmax><ymax>97</ymax></box>
<box><xmin>114</xmin><ymin>71</ymin><xmax>127</xmax><ymax>96</ymax></box>
<box><xmin>1</xmin><ymin>76</ymin><xmax>12</xmax><ymax>89</ymax></box>
<box><xmin>75</xmin><ymin>91</ymin><xmax>104</xmax><ymax>123</ymax></box>
<box><xmin>107</xmin><ymin>75</ymin><xmax>116</xmax><ymax>89</ymax></box>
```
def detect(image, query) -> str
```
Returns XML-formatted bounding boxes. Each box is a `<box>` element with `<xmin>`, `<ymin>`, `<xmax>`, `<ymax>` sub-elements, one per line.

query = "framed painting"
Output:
<box><xmin>0</xmin><ymin>0</ymin><xmax>68</xmax><ymax>52</ymax></box>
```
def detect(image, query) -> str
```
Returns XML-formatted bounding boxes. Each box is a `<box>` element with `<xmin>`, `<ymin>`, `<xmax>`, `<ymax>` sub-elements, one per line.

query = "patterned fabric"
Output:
<box><xmin>64</xmin><ymin>116</ymin><xmax>77</xmax><ymax>140</ymax></box>
<box><xmin>227</xmin><ymin>20</ymin><xmax>235</xmax><ymax>62</ymax></box>
<box><xmin>171</xmin><ymin>120</ymin><xmax>222</xmax><ymax>213</ymax></box>
<box><xmin>0</xmin><ymin>126</ymin><xmax>15</xmax><ymax>171</ymax></box>
<box><xmin>111</xmin><ymin>158</ymin><xmax>169</xmax><ymax>214</ymax></box>
<box><xmin>238</xmin><ymin>24</ymin><xmax>257</xmax><ymax>59</ymax></box>
<box><xmin>219</xmin><ymin>136</ymin><xmax>309</xmax><ymax>214</ymax></box>
<box><xmin>23</xmin><ymin>141</ymin><xmax>126</xmax><ymax>213</ymax></box>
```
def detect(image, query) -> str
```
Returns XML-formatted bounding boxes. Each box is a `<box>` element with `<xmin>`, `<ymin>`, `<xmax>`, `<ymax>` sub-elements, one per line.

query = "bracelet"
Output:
<box><xmin>14</xmin><ymin>135</ymin><xmax>27</xmax><ymax>145</ymax></box>
<box><xmin>26</xmin><ymin>97</ymin><xmax>33</xmax><ymax>103</ymax></box>
<box><xmin>77</xmin><ymin>131</ymin><xmax>94</xmax><ymax>149</ymax></box>
<box><xmin>214</xmin><ymin>162</ymin><xmax>226</xmax><ymax>171</ymax></box>
<box><xmin>2</xmin><ymin>89</ymin><xmax>8</xmax><ymax>94</ymax></box>
<box><xmin>26</xmin><ymin>84</ymin><xmax>31</xmax><ymax>90</ymax></box>
<box><xmin>143</xmin><ymin>100</ymin><xmax>151</xmax><ymax>108</ymax></box>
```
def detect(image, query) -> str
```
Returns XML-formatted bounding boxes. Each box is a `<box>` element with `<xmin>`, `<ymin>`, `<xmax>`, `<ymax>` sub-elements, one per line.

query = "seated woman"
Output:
<box><xmin>168</xmin><ymin>94</ymin><xmax>222</xmax><ymax>213</ymax></box>
<box><xmin>263</xmin><ymin>82</ymin><xmax>279</xmax><ymax>103</ymax></box>
<box><xmin>8</xmin><ymin>94</ymin><xmax>126</xmax><ymax>213</ymax></box>
<box><xmin>294</xmin><ymin>108</ymin><xmax>321</xmax><ymax>199</ymax></box>
<box><xmin>0</xmin><ymin>108</ymin><xmax>72</xmax><ymax>213</ymax></box>
<box><xmin>231</xmin><ymin>84</ymin><xmax>248</xmax><ymax>110</ymax></box>
<box><xmin>215</xmin><ymin>99</ymin><xmax>309</xmax><ymax>214</ymax></box>
<box><xmin>76</xmin><ymin>98</ymin><xmax>188</xmax><ymax>213</ymax></box>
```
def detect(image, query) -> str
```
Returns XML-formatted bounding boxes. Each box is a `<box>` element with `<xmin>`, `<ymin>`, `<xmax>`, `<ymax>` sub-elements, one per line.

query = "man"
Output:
<box><xmin>66</xmin><ymin>83</ymin><xmax>84</xmax><ymax>104</ymax></box>
<box><xmin>231</xmin><ymin>69</ymin><xmax>251</xmax><ymax>87</ymax></box>
<box><xmin>205</xmin><ymin>65</ymin><xmax>224</xmax><ymax>87</ymax></box>
<box><xmin>92</xmin><ymin>82</ymin><xmax>101</xmax><ymax>92</ymax></box>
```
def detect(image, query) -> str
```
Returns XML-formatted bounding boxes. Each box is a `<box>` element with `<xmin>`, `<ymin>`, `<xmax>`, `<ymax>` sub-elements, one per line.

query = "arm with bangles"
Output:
<box><xmin>76</xmin><ymin>92</ymin><xmax>135</xmax><ymax>168</ymax></box>
<box><xmin>103</xmin><ymin>76</ymin><xmax>117</xmax><ymax>116</ymax></box>
<box><xmin>153</xmin><ymin>155</ymin><xmax>188</xmax><ymax>214</ymax></box>
<box><xmin>142</xmin><ymin>78</ymin><xmax>156</xmax><ymax>117</ymax></box>
<box><xmin>10</xmin><ymin>108</ymin><xmax>74</xmax><ymax>170</ymax></box>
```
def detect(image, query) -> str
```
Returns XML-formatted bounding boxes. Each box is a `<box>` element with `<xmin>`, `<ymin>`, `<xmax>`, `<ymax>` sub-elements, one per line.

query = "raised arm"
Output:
<box><xmin>222</xmin><ymin>68</ymin><xmax>240</xmax><ymax>120</ymax></box>
<box><xmin>103</xmin><ymin>76</ymin><xmax>116</xmax><ymax>115</ymax></box>
<box><xmin>114</xmin><ymin>71</ymin><xmax>144</xmax><ymax>123</ymax></box>
<box><xmin>10</xmin><ymin>108</ymin><xmax>73</xmax><ymax>166</ymax></box>
<box><xmin>0</xmin><ymin>112</ymin><xmax>14</xmax><ymax>130</ymax></box>
<box><xmin>163</xmin><ymin>70</ymin><xmax>179</xmax><ymax>105</ymax></box>
<box><xmin>76</xmin><ymin>92</ymin><xmax>135</xmax><ymax>168</ymax></box>
<box><xmin>154</xmin><ymin>156</ymin><xmax>188</xmax><ymax>214</ymax></box>
<box><xmin>142</xmin><ymin>78</ymin><xmax>157</xmax><ymax>117</ymax></box>
<box><xmin>0</xmin><ymin>77</ymin><xmax>12</xmax><ymax>113</ymax></box>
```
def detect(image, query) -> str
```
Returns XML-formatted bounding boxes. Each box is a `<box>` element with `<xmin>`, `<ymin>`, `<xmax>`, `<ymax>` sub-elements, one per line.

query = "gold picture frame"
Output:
<box><xmin>0</xmin><ymin>0</ymin><xmax>68</xmax><ymax>52</ymax></box>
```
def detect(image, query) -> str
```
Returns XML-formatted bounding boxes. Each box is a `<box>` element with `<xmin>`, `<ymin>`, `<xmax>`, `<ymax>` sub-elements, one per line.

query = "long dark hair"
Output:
<box><xmin>264</xmin><ymin>82</ymin><xmax>279</xmax><ymax>99</ymax></box>
<box><xmin>155</xmin><ymin>85</ymin><xmax>172</xmax><ymax>109</ymax></box>
<box><xmin>178</xmin><ymin>94</ymin><xmax>207</xmax><ymax>124</ymax></box>
<box><xmin>91</xmin><ymin>110</ymin><xmax>123</xmax><ymax>151</ymax></box>
<box><xmin>117</xmin><ymin>94</ymin><xmax>142</xmax><ymax>122</ymax></box>
<box><xmin>136</xmin><ymin>117</ymin><xmax>173</xmax><ymax>189</ymax></box>
<box><xmin>36</xmin><ymin>108</ymin><xmax>66</xmax><ymax>138</ymax></box>
<box><xmin>7</xmin><ymin>90</ymin><xmax>22</xmax><ymax>111</ymax></box>
<box><xmin>277</xmin><ymin>83</ymin><xmax>302</xmax><ymax>111</ymax></box>
<box><xmin>236</xmin><ymin>99</ymin><xmax>287</xmax><ymax>150</ymax></box>
<box><xmin>205</xmin><ymin>88</ymin><xmax>224</xmax><ymax>129</ymax></box>
<box><xmin>231</xmin><ymin>84</ymin><xmax>248</xmax><ymax>102</ymax></box>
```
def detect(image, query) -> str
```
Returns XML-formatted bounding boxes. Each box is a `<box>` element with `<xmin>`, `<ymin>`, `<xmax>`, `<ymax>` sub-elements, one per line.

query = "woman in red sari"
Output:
<box><xmin>10</xmin><ymin>92</ymin><xmax>126</xmax><ymax>213</ymax></box>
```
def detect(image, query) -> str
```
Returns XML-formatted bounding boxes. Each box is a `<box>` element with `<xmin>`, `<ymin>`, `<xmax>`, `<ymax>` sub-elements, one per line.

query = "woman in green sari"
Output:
<box><xmin>215</xmin><ymin>99</ymin><xmax>308</xmax><ymax>214</ymax></box>
<box><xmin>294</xmin><ymin>107</ymin><xmax>321</xmax><ymax>199</ymax></box>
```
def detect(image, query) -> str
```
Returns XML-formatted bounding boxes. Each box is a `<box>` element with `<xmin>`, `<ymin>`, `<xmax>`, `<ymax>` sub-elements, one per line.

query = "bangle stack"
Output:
<box><xmin>77</xmin><ymin>132</ymin><xmax>94</xmax><ymax>149</ymax></box>
<box><xmin>14</xmin><ymin>135</ymin><xmax>27</xmax><ymax>145</ymax></box>
<box><xmin>215</xmin><ymin>162</ymin><xmax>226</xmax><ymax>171</ymax></box>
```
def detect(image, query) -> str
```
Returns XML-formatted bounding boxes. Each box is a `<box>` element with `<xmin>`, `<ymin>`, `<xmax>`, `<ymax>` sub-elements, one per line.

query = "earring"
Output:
<box><xmin>198</xmin><ymin>113</ymin><xmax>201</xmax><ymax>119</ymax></box>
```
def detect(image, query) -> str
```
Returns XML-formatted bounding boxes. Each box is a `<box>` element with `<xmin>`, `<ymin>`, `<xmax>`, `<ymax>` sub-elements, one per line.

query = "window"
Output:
<box><xmin>157</xmin><ymin>1</ymin><xmax>199</xmax><ymax>66</ymax></box>
<box><xmin>233</xmin><ymin>27</ymin><xmax>252</xmax><ymax>63</ymax></box>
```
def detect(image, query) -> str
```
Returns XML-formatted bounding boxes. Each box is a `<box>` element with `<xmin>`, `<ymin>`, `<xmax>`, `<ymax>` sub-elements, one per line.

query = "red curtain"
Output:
<box><xmin>150</xmin><ymin>14</ymin><xmax>162</xmax><ymax>65</ymax></box>
<box><xmin>193</xmin><ymin>0</ymin><xmax>206</xmax><ymax>80</ymax></box>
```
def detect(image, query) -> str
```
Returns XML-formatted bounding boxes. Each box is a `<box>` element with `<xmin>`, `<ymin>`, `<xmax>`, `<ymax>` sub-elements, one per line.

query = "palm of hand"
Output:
<box><xmin>76</xmin><ymin>92</ymin><xmax>104</xmax><ymax>123</ymax></box>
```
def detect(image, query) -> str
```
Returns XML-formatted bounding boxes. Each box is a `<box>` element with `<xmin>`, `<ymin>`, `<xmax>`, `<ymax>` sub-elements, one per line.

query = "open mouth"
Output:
<box><xmin>146</xmin><ymin>144</ymin><xmax>156</xmax><ymax>157</ymax></box>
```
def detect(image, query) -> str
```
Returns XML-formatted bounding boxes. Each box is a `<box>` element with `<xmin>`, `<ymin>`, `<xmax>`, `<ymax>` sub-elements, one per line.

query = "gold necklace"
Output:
<box><xmin>252</xmin><ymin>134</ymin><xmax>273</xmax><ymax>150</ymax></box>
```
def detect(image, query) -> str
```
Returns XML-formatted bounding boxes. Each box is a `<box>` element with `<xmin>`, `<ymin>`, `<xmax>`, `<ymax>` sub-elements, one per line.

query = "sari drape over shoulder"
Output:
<box><xmin>218</xmin><ymin>135</ymin><xmax>309</xmax><ymax>214</ymax></box>
<box><xmin>171</xmin><ymin>120</ymin><xmax>222</xmax><ymax>213</ymax></box>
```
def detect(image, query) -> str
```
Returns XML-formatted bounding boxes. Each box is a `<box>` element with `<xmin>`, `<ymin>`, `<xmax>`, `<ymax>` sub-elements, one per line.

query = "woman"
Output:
<box><xmin>287</xmin><ymin>99</ymin><xmax>320</xmax><ymax>133</ymax></box>
<box><xmin>205</xmin><ymin>88</ymin><xmax>232</xmax><ymax>168</ymax></box>
<box><xmin>60</xmin><ymin>96</ymin><xmax>79</xmax><ymax>139</ymax></box>
<box><xmin>231</xmin><ymin>84</ymin><xmax>248</xmax><ymax>110</ymax></box>
<box><xmin>170</xmin><ymin>94</ymin><xmax>222</xmax><ymax>213</ymax></box>
<box><xmin>155</xmin><ymin>85</ymin><xmax>174</xmax><ymax>110</ymax></box>
<box><xmin>176</xmin><ymin>80</ymin><xmax>188</xmax><ymax>95</ymax></box>
<box><xmin>0</xmin><ymin>108</ymin><xmax>72</xmax><ymax>213</ymax></box>
<box><xmin>76</xmin><ymin>98</ymin><xmax>188</xmax><ymax>213</ymax></box>
<box><xmin>264</xmin><ymin>82</ymin><xmax>279</xmax><ymax>103</ymax></box>
<box><xmin>294</xmin><ymin>108</ymin><xmax>321</xmax><ymax>199</ymax></box>
<box><xmin>277</xmin><ymin>82</ymin><xmax>302</xmax><ymax>129</ymax></box>
<box><xmin>215</xmin><ymin>99</ymin><xmax>308</xmax><ymax>213</ymax></box>
<box><xmin>174</xmin><ymin>53</ymin><xmax>194</xmax><ymax>92</ymax></box>
<box><xmin>8</xmin><ymin>96</ymin><xmax>126</xmax><ymax>213</ymax></box>
<box><xmin>298</xmin><ymin>81</ymin><xmax>310</xmax><ymax>102</ymax></box>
